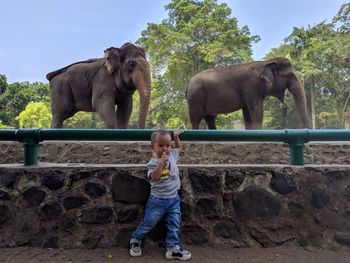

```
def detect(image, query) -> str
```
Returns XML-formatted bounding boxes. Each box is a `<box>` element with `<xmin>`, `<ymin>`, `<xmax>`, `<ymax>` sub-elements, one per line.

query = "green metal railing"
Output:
<box><xmin>1</xmin><ymin>129</ymin><xmax>350</xmax><ymax>166</ymax></box>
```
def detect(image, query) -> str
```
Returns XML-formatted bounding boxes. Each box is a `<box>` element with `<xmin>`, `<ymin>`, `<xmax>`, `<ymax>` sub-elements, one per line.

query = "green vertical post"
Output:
<box><xmin>23</xmin><ymin>137</ymin><xmax>39</xmax><ymax>165</ymax></box>
<box><xmin>288</xmin><ymin>142</ymin><xmax>304</xmax><ymax>165</ymax></box>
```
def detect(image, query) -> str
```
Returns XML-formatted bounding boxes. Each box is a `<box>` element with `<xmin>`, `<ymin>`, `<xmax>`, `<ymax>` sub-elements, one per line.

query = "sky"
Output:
<box><xmin>0</xmin><ymin>0</ymin><xmax>346</xmax><ymax>83</ymax></box>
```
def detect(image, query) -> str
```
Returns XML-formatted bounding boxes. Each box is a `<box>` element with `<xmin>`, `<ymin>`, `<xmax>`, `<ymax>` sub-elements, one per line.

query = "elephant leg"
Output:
<box><xmin>95</xmin><ymin>97</ymin><xmax>117</xmax><ymax>129</ymax></box>
<box><xmin>51</xmin><ymin>114</ymin><xmax>64</xmax><ymax>128</ymax></box>
<box><xmin>242</xmin><ymin>108</ymin><xmax>252</xmax><ymax>129</ymax></box>
<box><xmin>116</xmin><ymin>97</ymin><xmax>133</xmax><ymax>129</ymax></box>
<box><xmin>204</xmin><ymin>115</ymin><xmax>217</xmax><ymax>129</ymax></box>
<box><xmin>246</xmin><ymin>102</ymin><xmax>263</xmax><ymax>129</ymax></box>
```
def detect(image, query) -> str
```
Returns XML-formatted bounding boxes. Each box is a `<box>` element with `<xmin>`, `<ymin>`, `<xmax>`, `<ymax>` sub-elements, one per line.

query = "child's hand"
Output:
<box><xmin>173</xmin><ymin>128</ymin><xmax>183</xmax><ymax>138</ymax></box>
<box><xmin>160</xmin><ymin>151</ymin><xmax>169</xmax><ymax>164</ymax></box>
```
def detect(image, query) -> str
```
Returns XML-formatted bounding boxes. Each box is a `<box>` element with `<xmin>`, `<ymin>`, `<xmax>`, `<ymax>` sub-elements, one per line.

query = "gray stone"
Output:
<box><xmin>0</xmin><ymin>190</ymin><xmax>11</xmax><ymax>200</ymax></box>
<box><xmin>250</xmin><ymin>225</ymin><xmax>295</xmax><ymax>247</ymax></box>
<box><xmin>0</xmin><ymin>204</ymin><xmax>11</xmax><ymax>225</ymax></box>
<box><xmin>61</xmin><ymin>217</ymin><xmax>76</xmax><ymax>231</ymax></box>
<box><xmin>196</xmin><ymin>198</ymin><xmax>220</xmax><ymax>219</ymax></box>
<box><xmin>181</xmin><ymin>225</ymin><xmax>209</xmax><ymax>245</ymax></box>
<box><xmin>214</xmin><ymin>219</ymin><xmax>249</xmax><ymax>247</ymax></box>
<box><xmin>111</xmin><ymin>172</ymin><xmax>150</xmax><ymax>204</ymax></box>
<box><xmin>225</xmin><ymin>171</ymin><xmax>245</xmax><ymax>189</ymax></box>
<box><xmin>62</xmin><ymin>194</ymin><xmax>88</xmax><ymax>210</ymax></box>
<box><xmin>40</xmin><ymin>201</ymin><xmax>63</xmax><ymax>220</ymax></box>
<box><xmin>84</xmin><ymin>182</ymin><xmax>106</xmax><ymax>198</ymax></box>
<box><xmin>180</xmin><ymin>202</ymin><xmax>191</xmax><ymax>222</ymax></box>
<box><xmin>335</xmin><ymin>232</ymin><xmax>350</xmax><ymax>247</ymax></box>
<box><xmin>325</xmin><ymin>170</ymin><xmax>350</xmax><ymax>182</ymax></box>
<box><xmin>311</xmin><ymin>188</ymin><xmax>330</xmax><ymax>209</ymax></box>
<box><xmin>22</xmin><ymin>186</ymin><xmax>46</xmax><ymax>207</ymax></box>
<box><xmin>70</xmin><ymin>171</ymin><xmax>92</xmax><ymax>183</ymax></box>
<box><xmin>42</xmin><ymin>172</ymin><xmax>65</xmax><ymax>190</ymax></box>
<box><xmin>29</xmin><ymin>229</ymin><xmax>58</xmax><ymax>248</ymax></box>
<box><xmin>78</xmin><ymin>206</ymin><xmax>113</xmax><ymax>224</ymax></box>
<box><xmin>115</xmin><ymin>227</ymin><xmax>134</xmax><ymax>248</ymax></box>
<box><xmin>82</xmin><ymin>235</ymin><xmax>102</xmax><ymax>249</ymax></box>
<box><xmin>288</xmin><ymin>201</ymin><xmax>305</xmax><ymax>217</ymax></box>
<box><xmin>188</xmin><ymin>169</ymin><xmax>220</xmax><ymax>194</ymax></box>
<box><xmin>270</xmin><ymin>172</ymin><xmax>297</xmax><ymax>194</ymax></box>
<box><xmin>0</xmin><ymin>173</ymin><xmax>18</xmax><ymax>189</ymax></box>
<box><xmin>234</xmin><ymin>187</ymin><xmax>281</xmax><ymax>220</ymax></box>
<box><xmin>117</xmin><ymin>208</ymin><xmax>138</xmax><ymax>224</ymax></box>
<box><xmin>344</xmin><ymin>185</ymin><xmax>350</xmax><ymax>200</ymax></box>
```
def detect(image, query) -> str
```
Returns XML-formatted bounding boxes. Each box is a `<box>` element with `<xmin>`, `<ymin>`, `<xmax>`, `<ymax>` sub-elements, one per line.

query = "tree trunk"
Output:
<box><xmin>310</xmin><ymin>79</ymin><xmax>316</xmax><ymax>129</ymax></box>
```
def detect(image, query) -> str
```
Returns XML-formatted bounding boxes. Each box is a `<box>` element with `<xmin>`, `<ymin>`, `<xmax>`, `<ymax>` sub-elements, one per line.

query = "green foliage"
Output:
<box><xmin>0</xmin><ymin>74</ymin><xmax>7</xmax><ymax>94</ymax></box>
<box><xmin>137</xmin><ymin>0</ymin><xmax>259</xmax><ymax>128</ymax></box>
<box><xmin>0</xmin><ymin>81</ymin><xmax>50</xmax><ymax>127</ymax></box>
<box><xmin>15</xmin><ymin>102</ymin><xmax>52</xmax><ymax>128</ymax></box>
<box><xmin>0</xmin><ymin>120</ymin><xmax>14</xmax><ymax>129</ymax></box>
<box><xmin>63</xmin><ymin>112</ymin><xmax>105</xmax><ymax>128</ymax></box>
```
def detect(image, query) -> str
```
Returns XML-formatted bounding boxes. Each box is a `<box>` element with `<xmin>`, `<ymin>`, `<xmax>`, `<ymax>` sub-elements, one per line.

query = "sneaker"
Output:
<box><xmin>165</xmin><ymin>245</ymin><xmax>191</xmax><ymax>261</ymax></box>
<box><xmin>129</xmin><ymin>237</ymin><xmax>142</xmax><ymax>257</ymax></box>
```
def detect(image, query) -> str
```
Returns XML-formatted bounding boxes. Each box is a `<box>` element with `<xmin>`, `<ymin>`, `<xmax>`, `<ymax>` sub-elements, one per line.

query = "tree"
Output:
<box><xmin>0</xmin><ymin>74</ymin><xmax>7</xmax><ymax>94</ymax></box>
<box><xmin>15</xmin><ymin>102</ymin><xmax>52</xmax><ymax>128</ymax></box>
<box><xmin>137</xmin><ymin>0</ymin><xmax>259</xmax><ymax>128</ymax></box>
<box><xmin>63</xmin><ymin>112</ymin><xmax>105</xmax><ymax>128</ymax></box>
<box><xmin>0</xmin><ymin>82</ymin><xmax>50</xmax><ymax>127</ymax></box>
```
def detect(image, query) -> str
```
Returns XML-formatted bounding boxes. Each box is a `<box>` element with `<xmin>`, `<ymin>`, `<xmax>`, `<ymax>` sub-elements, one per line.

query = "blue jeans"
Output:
<box><xmin>132</xmin><ymin>195</ymin><xmax>181</xmax><ymax>247</ymax></box>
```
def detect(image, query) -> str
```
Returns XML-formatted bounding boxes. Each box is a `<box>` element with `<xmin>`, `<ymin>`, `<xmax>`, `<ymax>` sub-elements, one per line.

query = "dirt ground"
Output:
<box><xmin>0</xmin><ymin>245</ymin><xmax>349</xmax><ymax>263</ymax></box>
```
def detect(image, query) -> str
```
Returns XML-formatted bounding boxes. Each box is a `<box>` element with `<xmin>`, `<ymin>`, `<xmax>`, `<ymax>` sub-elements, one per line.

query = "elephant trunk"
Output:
<box><xmin>288</xmin><ymin>76</ymin><xmax>312</xmax><ymax>128</ymax></box>
<box><xmin>135</xmin><ymin>70</ymin><xmax>151</xmax><ymax>129</ymax></box>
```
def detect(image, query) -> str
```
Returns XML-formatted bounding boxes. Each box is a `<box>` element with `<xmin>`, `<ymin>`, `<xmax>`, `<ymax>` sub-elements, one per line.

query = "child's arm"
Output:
<box><xmin>173</xmin><ymin>129</ymin><xmax>183</xmax><ymax>154</ymax></box>
<box><xmin>150</xmin><ymin>152</ymin><xmax>169</xmax><ymax>181</ymax></box>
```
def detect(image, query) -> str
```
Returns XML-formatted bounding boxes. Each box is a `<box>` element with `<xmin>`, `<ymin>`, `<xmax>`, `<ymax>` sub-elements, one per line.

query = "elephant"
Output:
<box><xmin>46</xmin><ymin>42</ymin><xmax>151</xmax><ymax>129</ymax></box>
<box><xmin>186</xmin><ymin>57</ymin><xmax>311</xmax><ymax>129</ymax></box>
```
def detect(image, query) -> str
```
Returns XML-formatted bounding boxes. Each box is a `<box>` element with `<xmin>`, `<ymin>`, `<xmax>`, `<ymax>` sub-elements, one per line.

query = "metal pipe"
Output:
<box><xmin>0</xmin><ymin>128</ymin><xmax>349</xmax><ymax>166</ymax></box>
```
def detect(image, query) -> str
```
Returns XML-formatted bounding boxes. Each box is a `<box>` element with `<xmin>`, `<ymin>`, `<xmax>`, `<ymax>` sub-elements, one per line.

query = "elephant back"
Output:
<box><xmin>46</xmin><ymin>58</ymin><xmax>101</xmax><ymax>81</ymax></box>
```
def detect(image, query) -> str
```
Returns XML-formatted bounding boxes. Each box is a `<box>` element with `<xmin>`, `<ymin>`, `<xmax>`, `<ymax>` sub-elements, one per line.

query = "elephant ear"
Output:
<box><xmin>259</xmin><ymin>63</ymin><xmax>276</xmax><ymax>95</ymax></box>
<box><xmin>104</xmin><ymin>47</ymin><xmax>121</xmax><ymax>75</ymax></box>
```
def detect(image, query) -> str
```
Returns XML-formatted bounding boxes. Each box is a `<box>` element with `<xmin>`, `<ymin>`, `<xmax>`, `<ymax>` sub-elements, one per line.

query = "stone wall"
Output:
<box><xmin>0</xmin><ymin>164</ymin><xmax>349</xmax><ymax>250</ymax></box>
<box><xmin>1</xmin><ymin>141</ymin><xmax>350</xmax><ymax>165</ymax></box>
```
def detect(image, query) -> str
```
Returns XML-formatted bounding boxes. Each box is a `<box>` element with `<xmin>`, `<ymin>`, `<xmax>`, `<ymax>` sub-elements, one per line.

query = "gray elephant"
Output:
<box><xmin>46</xmin><ymin>43</ymin><xmax>151</xmax><ymax>129</ymax></box>
<box><xmin>186</xmin><ymin>57</ymin><xmax>311</xmax><ymax>129</ymax></box>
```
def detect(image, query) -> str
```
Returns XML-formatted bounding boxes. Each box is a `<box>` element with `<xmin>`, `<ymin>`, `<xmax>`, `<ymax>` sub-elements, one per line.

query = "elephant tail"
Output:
<box><xmin>46</xmin><ymin>58</ymin><xmax>101</xmax><ymax>81</ymax></box>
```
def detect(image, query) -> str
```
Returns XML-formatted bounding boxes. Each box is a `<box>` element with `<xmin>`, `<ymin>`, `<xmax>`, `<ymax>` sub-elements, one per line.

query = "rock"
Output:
<box><xmin>311</xmin><ymin>188</ymin><xmax>330</xmax><ymax>209</ymax></box>
<box><xmin>188</xmin><ymin>170</ymin><xmax>220</xmax><ymax>194</ymax></box>
<box><xmin>213</xmin><ymin>219</ymin><xmax>250</xmax><ymax>247</ymax></box>
<box><xmin>29</xmin><ymin>229</ymin><xmax>58</xmax><ymax>248</ymax></box>
<box><xmin>180</xmin><ymin>202</ymin><xmax>192</xmax><ymax>222</ymax></box>
<box><xmin>22</xmin><ymin>186</ymin><xmax>46</xmax><ymax>207</ymax></box>
<box><xmin>324</xmin><ymin>170</ymin><xmax>350</xmax><ymax>182</ymax></box>
<box><xmin>62</xmin><ymin>194</ymin><xmax>89</xmax><ymax>210</ymax></box>
<box><xmin>225</xmin><ymin>171</ymin><xmax>245</xmax><ymax>189</ymax></box>
<box><xmin>61</xmin><ymin>217</ymin><xmax>76</xmax><ymax>231</ymax></box>
<box><xmin>0</xmin><ymin>190</ymin><xmax>11</xmax><ymax>200</ymax></box>
<box><xmin>270</xmin><ymin>172</ymin><xmax>297</xmax><ymax>194</ymax></box>
<box><xmin>82</xmin><ymin>235</ymin><xmax>102</xmax><ymax>249</ymax></box>
<box><xmin>0</xmin><ymin>173</ymin><xmax>18</xmax><ymax>189</ymax></box>
<box><xmin>335</xmin><ymin>232</ymin><xmax>350</xmax><ymax>247</ymax></box>
<box><xmin>234</xmin><ymin>187</ymin><xmax>281</xmax><ymax>220</ymax></box>
<box><xmin>115</xmin><ymin>227</ymin><xmax>134</xmax><ymax>248</ymax></box>
<box><xmin>0</xmin><ymin>204</ymin><xmax>11</xmax><ymax>225</ymax></box>
<box><xmin>84</xmin><ymin>182</ymin><xmax>106</xmax><ymax>198</ymax></box>
<box><xmin>288</xmin><ymin>201</ymin><xmax>305</xmax><ymax>217</ymax></box>
<box><xmin>117</xmin><ymin>208</ymin><xmax>139</xmax><ymax>224</ymax></box>
<box><xmin>70</xmin><ymin>171</ymin><xmax>92</xmax><ymax>183</ymax></box>
<box><xmin>40</xmin><ymin>201</ymin><xmax>63</xmax><ymax>220</ymax></box>
<box><xmin>111</xmin><ymin>172</ymin><xmax>150</xmax><ymax>204</ymax></box>
<box><xmin>78</xmin><ymin>206</ymin><xmax>113</xmax><ymax>224</ymax></box>
<box><xmin>250</xmin><ymin>224</ymin><xmax>295</xmax><ymax>247</ymax></box>
<box><xmin>181</xmin><ymin>225</ymin><xmax>209</xmax><ymax>245</ymax></box>
<box><xmin>41</xmin><ymin>172</ymin><xmax>65</xmax><ymax>190</ymax></box>
<box><xmin>196</xmin><ymin>198</ymin><xmax>220</xmax><ymax>219</ymax></box>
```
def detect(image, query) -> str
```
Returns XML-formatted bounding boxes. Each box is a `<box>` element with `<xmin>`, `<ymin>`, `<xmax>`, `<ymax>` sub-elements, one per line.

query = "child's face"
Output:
<box><xmin>152</xmin><ymin>133</ymin><xmax>172</xmax><ymax>158</ymax></box>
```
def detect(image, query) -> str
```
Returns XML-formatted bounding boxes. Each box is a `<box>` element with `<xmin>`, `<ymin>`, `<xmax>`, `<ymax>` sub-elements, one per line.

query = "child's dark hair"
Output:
<box><xmin>151</xmin><ymin>129</ymin><xmax>171</xmax><ymax>145</ymax></box>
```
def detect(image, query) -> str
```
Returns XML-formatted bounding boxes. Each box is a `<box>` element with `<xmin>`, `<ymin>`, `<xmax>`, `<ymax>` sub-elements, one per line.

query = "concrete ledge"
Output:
<box><xmin>0</xmin><ymin>164</ymin><xmax>349</xmax><ymax>250</ymax></box>
<box><xmin>1</xmin><ymin>141</ymin><xmax>350</xmax><ymax>165</ymax></box>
